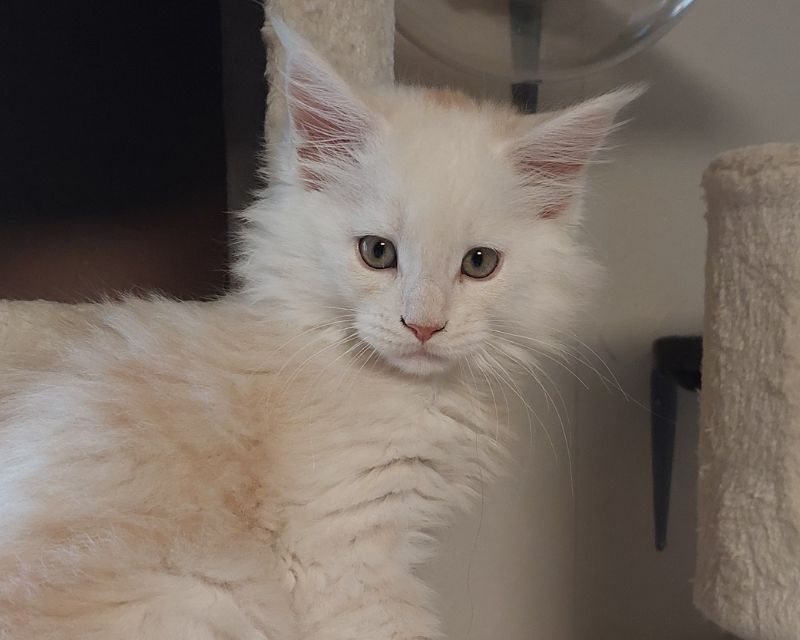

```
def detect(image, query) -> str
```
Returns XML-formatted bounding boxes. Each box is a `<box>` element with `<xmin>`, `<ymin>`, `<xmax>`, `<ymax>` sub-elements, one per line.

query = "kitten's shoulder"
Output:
<box><xmin>43</xmin><ymin>296</ymin><xmax>273</xmax><ymax>374</ymax></box>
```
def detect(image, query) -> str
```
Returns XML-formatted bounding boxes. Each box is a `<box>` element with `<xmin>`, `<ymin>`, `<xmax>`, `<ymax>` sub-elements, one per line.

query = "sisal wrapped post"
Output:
<box><xmin>696</xmin><ymin>144</ymin><xmax>800</xmax><ymax>640</ymax></box>
<box><xmin>262</xmin><ymin>0</ymin><xmax>395</xmax><ymax>147</ymax></box>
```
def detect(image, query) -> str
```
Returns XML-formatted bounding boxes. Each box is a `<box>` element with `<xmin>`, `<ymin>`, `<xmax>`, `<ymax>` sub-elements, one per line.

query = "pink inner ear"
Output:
<box><xmin>288</xmin><ymin>64</ymin><xmax>370</xmax><ymax>190</ymax></box>
<box><xmin>539</xmin><ymin>204</ymin><xmax>566</xmax><ymax>220</ymax></box>
<box><xmin>516</xmin><ymin>158</ymin><xmax>584</xmax><ymax>178</ymax></box>
<box><xmin>514</xmin><ymin>156</ymin><xmax>587</xmax><ymax>219</ymax></box>
<box><xmin>513</xmin><ymin>120</ymin><xmax>614</xmax><ymax>219</ymax></box>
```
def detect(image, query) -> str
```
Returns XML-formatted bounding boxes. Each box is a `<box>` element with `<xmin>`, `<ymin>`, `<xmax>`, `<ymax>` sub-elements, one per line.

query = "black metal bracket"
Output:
<box><xmin>509</xmin><ymin>0</ymin><xmax>542</xmax><ymax>114</ymax></box>
<box><xmin>511</xmin><ymin>82</ymin><xmax>539</xmax><ymax>113</ymax></box>
<box><xmin>650</xmin><ymin>336</ymin><xmax>702</xmax><ymax>550</ymax></box>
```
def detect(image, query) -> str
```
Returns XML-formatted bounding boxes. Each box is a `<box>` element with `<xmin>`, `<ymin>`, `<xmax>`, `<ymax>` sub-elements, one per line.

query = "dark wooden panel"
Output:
<box><xmin>0</xmin><ymin>0</ymin><xmax>229</xmax><ymax>301</ymax></box>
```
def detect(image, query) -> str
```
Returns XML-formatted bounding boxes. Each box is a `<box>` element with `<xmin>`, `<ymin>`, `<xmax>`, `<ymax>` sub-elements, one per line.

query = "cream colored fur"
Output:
<box><xmin>0</xmin><ymin>22</ymin><xmax>636</xmax><ymax>640</ymax></box>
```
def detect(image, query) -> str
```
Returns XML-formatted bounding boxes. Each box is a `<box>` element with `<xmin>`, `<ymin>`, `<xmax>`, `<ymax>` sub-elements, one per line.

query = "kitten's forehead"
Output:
<box><xmin>377</xmin><ymin>93</ymin><xmax>519</xmax><ymax>244</ymax></box>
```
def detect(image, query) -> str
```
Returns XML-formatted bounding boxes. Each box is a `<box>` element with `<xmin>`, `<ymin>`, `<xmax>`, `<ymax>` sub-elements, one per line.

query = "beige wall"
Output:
<box><xmin>398</xmin><ymin>1</ymin><xmax>800</xmax><ymax>638</ymax></box>
<box><xmin>570</xmin><ymin>1</ymin><xmax>799</xmax><ymax>637</ymax></box>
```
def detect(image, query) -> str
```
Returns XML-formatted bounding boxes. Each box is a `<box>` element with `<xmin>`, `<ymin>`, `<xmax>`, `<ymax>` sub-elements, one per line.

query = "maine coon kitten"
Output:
<box><xmin>0</xmin><ymin>20</ymin><xmax>637</xmax><ymax>640</ymax></box>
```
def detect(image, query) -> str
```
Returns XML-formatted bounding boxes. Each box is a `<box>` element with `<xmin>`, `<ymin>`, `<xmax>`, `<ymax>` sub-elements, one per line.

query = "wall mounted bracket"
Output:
<box><xmin>650</xmin><ymin>335</ymin><xmax>702</xmax><ymax>550</ymax></box>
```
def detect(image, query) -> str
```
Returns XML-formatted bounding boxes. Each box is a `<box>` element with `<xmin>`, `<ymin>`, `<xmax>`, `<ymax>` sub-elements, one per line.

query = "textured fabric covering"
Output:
<box><xmin>263</xmin><ymin>0</ymin><xmax>395</xmax><ymax>147</ymax></box>
<box><xmin>696</xmin><ymin>143</ymin><xmax>800</xmax><ymax>640</ymax></box>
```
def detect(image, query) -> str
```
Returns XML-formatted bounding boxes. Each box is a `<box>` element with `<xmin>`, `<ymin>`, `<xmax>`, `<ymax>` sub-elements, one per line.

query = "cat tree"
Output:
<box><xmin>262</xmin><ymin>0</ymin><xmax>394</xmax><ymax>143</ymax></box>
<box><xmin>696</xmin><ymin>143</ymin><xmax>800</xmax><ymax>640</ymax></box>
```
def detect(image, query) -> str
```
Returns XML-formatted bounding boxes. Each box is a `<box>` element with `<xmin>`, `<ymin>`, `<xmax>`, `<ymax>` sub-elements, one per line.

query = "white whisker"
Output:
<box><xmin>487</xmin><ymin>328</ymin><xmax>592</xmax><ymax>390</ymax></box>
<box><xmin>486</xmin><ymin>342</ymin><xmax>575</xmax><ymax>498</ymax></box>
<box><xmin>477</xmin><ymin>346</ymin><xmax>561</xmax><ymax>470</ymax></box>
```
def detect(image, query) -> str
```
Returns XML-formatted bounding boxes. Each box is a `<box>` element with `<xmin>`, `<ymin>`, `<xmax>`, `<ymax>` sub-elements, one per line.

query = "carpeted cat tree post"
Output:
<box><xmin>696</xmin><ymin>143</ymin><xmax>800</xmax><ymax>640</ymax></box>
<box><xmin>262</xmin><ymin>0</ymin><xmax>394</xmax><ymax>147</ymax></box>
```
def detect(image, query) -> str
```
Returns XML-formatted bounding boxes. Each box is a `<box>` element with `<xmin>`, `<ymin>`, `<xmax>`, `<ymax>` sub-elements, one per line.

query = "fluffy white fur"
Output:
<box><xmin>0</xmin><ymin>21</ymin><xmax>637</xmax><ymax>640</ymax></box>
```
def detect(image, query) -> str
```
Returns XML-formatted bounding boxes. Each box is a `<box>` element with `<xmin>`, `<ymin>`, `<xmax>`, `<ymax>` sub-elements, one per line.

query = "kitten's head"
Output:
<box><xmin>238</xmin><ymin>20</ymin><xmax>638</xmax><ymax>377</ymax></box>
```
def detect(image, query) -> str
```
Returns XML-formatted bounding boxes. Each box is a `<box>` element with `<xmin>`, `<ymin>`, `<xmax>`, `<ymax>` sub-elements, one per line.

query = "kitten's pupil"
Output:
<box><xmin>471</xmin><ymin>251</ymin><xmax>483</xmax><ymax>269</ymax></box>
<box><xmin>374</xmin><ymin>242</ymin><xmax>386</xmax><ymax>259</ymax></box>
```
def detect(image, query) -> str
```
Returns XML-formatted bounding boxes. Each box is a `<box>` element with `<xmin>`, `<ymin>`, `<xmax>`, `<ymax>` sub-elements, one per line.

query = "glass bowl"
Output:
<box><xmin>396</xmin><ymin>0</ymin><xmax>695</xmax><ymax>83</ymax></box>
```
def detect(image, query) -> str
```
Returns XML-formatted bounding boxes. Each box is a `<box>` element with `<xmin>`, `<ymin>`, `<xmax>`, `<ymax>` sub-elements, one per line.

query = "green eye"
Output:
<box><xmin>358</xmin><ymin>236</ymin><xmax>397</xmax><ymax>270</ymax></box>
<box><xmin>461</xmin><ymin>247</ymin><xmax>500</xmax><ymax>279</ymax></box>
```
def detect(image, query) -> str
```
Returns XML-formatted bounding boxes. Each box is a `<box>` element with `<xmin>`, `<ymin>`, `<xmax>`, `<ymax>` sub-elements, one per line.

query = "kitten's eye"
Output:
<box><xmin>358</xmin><ymin>236</ymin><xmax>397</xmax><ymax>270</ymax></box>
<box><xmin>461</xmin><ymin>247</ymin><xmax>500</xmax><ymax>279</ymax></box>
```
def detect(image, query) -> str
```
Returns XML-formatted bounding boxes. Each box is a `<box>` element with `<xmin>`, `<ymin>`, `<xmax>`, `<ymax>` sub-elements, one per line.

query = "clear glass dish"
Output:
<box><xmin>396</xmin><ymin>0</ymin><xmax>695</xmax><ymax>83</ymax></box>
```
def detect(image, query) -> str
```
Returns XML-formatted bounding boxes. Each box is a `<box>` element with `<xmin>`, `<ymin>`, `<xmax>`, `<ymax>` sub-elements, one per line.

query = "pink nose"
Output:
<box><xmin>402</xmin><ymin>318</ymin><xmax>446</xmax><ymax>343</ymax></box>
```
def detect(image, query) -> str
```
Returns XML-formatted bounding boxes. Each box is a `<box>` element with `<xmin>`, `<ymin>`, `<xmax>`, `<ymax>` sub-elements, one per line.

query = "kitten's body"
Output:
<box><xmin>0</xmin><ymin>298</ymin><xmax>497</xmax><ymax>639</ymax></box>
<box><xmin>0</xmin><ymin>20</ymin><xmax>636</xmax><ymax>640</ymax></box>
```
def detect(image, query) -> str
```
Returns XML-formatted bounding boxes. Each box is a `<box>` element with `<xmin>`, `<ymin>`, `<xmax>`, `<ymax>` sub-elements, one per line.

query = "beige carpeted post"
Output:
<box><xmin>262</xmin><ymin>0</ymin><xmax>395</xmax><ymax>148</ymax></box>
<box><xmin>696</xmin><ymin>143</ymin><xmax>800</xmax><ymax>640</ymax></box>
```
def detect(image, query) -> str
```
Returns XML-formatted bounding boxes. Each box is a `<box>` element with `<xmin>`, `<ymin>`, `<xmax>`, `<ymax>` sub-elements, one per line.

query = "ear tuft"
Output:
<box><xmin>513</xmin><ymin>86</ymin><xmax>643</xmax><ymax>218</ymax></box>
<box><xmin>269</xmin><ymin>15</ymin><xmax>374</xmax><ymax>191</ymax></box>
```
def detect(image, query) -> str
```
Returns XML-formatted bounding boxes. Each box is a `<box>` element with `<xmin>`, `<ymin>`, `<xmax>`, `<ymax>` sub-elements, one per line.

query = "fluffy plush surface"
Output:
<box><xmin>263</xmin><ymin>0</ymin><xmax>395</xmax><ymax>149</ymax></box>
<box><xmin>0</xmin><ymin>301</ymin><xmax>99</xmax><ymax>373</ymax></box>
<box><xmin>696</xmin><ymin>144</ymin><xmax>800</xmax><ymax>640</ymax></box>
<box><xmin>0</xmin><ymin>20</ymin><xmax>636</xmax><ymax>640</ymax></box>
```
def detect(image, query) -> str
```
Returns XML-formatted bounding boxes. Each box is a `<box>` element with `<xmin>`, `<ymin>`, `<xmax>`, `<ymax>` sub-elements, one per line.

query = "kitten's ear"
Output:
<box><xmin>512</xmin><ymin>87</ymin><xmax>642</xmax><ymax>219</ymax></box>
<box><xmin>270</xmin><ymin>17</ymin><xmax>375</xmax><ymax>190</ymax></box>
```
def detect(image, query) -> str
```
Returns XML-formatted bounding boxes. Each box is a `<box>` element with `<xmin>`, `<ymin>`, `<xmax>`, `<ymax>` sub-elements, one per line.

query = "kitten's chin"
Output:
<box><xmin>384</xmin><ymin>351</ymin><xmax>453</xmax><ymax>377</ymax></box>
<box><xmin>358</xmin><ymin>331</ymin><xmax>455</xmax><ymax>376</ymax></box>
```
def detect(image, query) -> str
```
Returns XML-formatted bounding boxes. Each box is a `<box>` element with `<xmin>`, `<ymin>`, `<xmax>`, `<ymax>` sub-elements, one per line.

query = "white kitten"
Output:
<box><xmin>0</xmin><ymin>20</ymin><xmax>637</xmax><ymax>640</ymax></box>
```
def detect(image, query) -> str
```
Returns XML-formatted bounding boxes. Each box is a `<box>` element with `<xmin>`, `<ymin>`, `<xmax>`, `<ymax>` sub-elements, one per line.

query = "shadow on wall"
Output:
<box><xmin>572</xmin><ymin>342</ymin><xmax>728</xmax><ymax>640</ymax></box>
